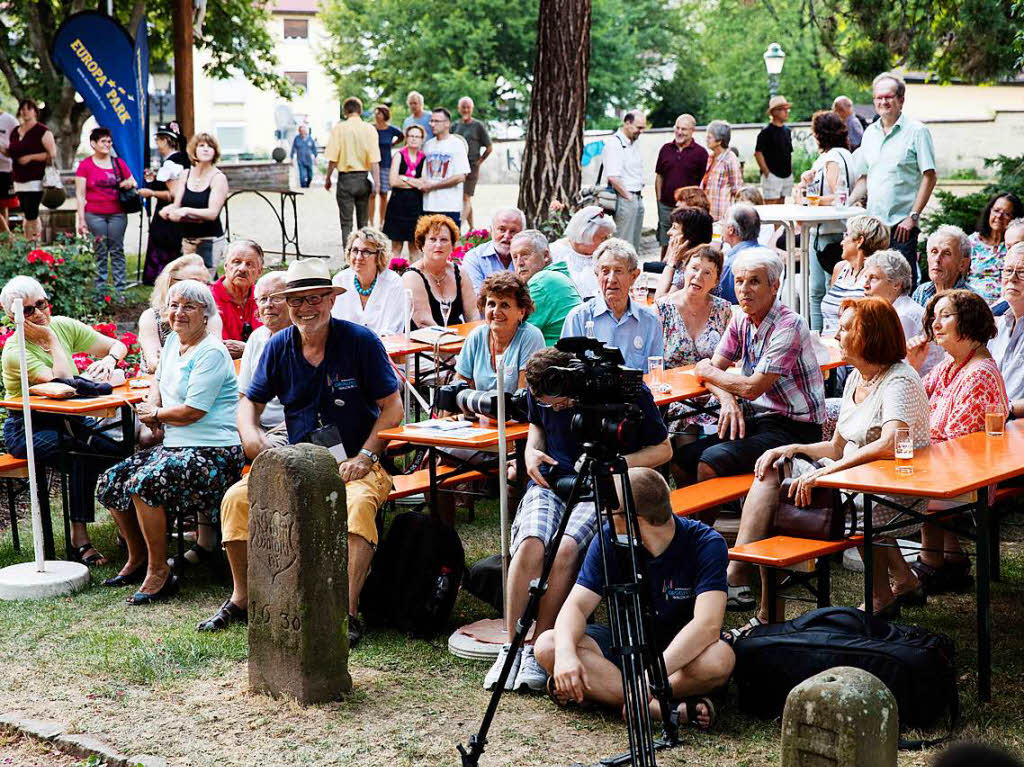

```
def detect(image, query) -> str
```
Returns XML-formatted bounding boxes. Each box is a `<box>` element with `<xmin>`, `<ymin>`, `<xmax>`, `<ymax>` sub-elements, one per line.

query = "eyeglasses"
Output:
<box><xmin>255</xmin><ymin>295</ymin><xmax>286</xmax><ymax>305</ymax></box>
<box><xmin>1002</xmin><ymin>267</ymin><xmax>1024</xmax><ymax>281</ymax></box>
<box><xmin>22</xmin><ymin>298</ymin><xmax>49</xmax><ymax>317</ymax></box>
<box><xmin>349</xmin><ymin>247</ymin><xmax>379</xmax><ymax>259</ymax></box>
<box><xmin>285</xmin><ymin>292</ymin><xmax>332</xmax><ymax>308</ymax></box>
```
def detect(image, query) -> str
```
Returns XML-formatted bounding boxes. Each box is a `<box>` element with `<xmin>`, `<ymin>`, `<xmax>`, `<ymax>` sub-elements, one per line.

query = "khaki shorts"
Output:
<box><xmin>220</xmin><ymin>460</ymin><xmax>392</xmax><ymax>547</ymax></box>
<box><xmin>761</xmin><ymin>172</ymin><xmax>793</xmax><ymax>200</ymax></box>
<box><xmin>463</xmin><ymin>166</ymin><xmax>480</xmax><ymax>197</ymax></box>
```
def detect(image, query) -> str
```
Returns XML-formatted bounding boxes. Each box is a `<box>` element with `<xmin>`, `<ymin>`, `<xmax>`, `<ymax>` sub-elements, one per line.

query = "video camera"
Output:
<box><xmin>435</xmin><ymin>380</ymin><xmax>530</xmax><ymax>423</ymax></box>
<box><xmin>531</xmin><ymin>337</ymin><xmax>644</xmax><ymax>404</ymax></box>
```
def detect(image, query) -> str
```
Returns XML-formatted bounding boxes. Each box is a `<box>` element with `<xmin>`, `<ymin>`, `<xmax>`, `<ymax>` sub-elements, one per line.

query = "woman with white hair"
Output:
<box><xmin>550</xmin><ymin>205</ymin><xmax>616</xmax><ymax>300</ymax></box>
<box><xmin>700</xmin><ymin>120</ymin><xmax>743</xmax><ymax>222</ymax></box>
<box><xmin>96</xmin><ymin>279</ymin><xmax>243</xmax><ymax>604</ymax></box>
<box><xmin>0</xmin><ymin>275</ymin><xmax>128</xmax><ymax>567</ymax></box>
<box><xmin>331</xmin><ymin>226</ymin><xmax>406</xmax><ymax>335</ymax></box>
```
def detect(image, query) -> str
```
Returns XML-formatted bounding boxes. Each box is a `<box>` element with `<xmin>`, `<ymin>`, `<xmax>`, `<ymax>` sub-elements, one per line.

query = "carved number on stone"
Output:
<box><xmin>249</xmin><ymin>601</ymin><xmax>302</xmax><ymax>631</ymax></box>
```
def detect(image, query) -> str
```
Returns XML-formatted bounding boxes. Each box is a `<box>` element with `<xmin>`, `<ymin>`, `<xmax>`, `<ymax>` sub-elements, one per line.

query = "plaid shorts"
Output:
<box><xmin>510</xmin><ymin>483</ymin><xmax>598</xmax><ymax>556</ymax></box>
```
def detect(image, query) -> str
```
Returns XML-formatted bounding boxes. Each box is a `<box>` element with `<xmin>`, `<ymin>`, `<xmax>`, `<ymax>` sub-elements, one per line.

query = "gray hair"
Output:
<box><xmin>593</xmin><ymin>237</ymin><xmax>639</xmax><ymax>272</ymax></box>
<box><xmin>511</xmin><ymin>229</ymin><xmax>550</xmax><ymax>258</ymax></box>
<box><xmin>865</xmin><ymin>250</ymin><xmax>913</xmax><ymax>294</ymax></box>
<box><xmin>254</xmin><ymin>271</ymin><xmax>287</xmax><ymax>296</ymax></box>
<box><xmin>168</xmin><ymin>279</ymin><xmax>218</xmax><ymax>320</ymax></box>
<box><xmin>706</xmin><ymin>120</ymin><xmax>731</xmax><ymax>148</ymax></box>
<box><xmin>225</xmin><ymin>238</ymin><xmax>265</xmax><ymax>264</ymax></box>
<box><xmin>346</xmin><ymin>225</ymin><xmax>392</xmax><ymax>273</ymax></box>
<box><xmin>492</xmin><ymin>207</ymin><xmax>527</xmax><ymax>231</ymax></box>
<box><xmin>1007</xmin><ymin>242</ymin><xmax>1024</xmax><ymax>261</ymax></box>
<box><xmin>1006</xmin><ymin>217</ymin><xmax>1024</xmax><ymax>235</ymax></box>
<box><xmin>927</xmin><ymin>224</ymin><xmax>970</xmax><ymax>260</ymax></box>
<box><xmin>1</xmin><ymin>276</ymin><xmax>46</xmax><ymax>316</ymax></box>
<box><xmin>727</xmin><ymin>203</ymin><xmax>761</xmax><ymax>242</ymax></box>
<box><xmin>731</xmin><ymin>248</ymin><xmax>784</xmax><ymax>286</ymax></box>
<box><xmin>872</xmin><ymin>72</ymin><xmax>906</xmax><ymax>99</ymax></box>
<box><xmin>845</xmin><ymin>214</ymin><xmax>891</xmax><ymax>255</ymax></box>
<box><xmin>565</xmin><ymin>205</ymin><xmax>616</xmax><ymax>247</ymax></box>
<box><xmin>832</xmin><ymin>95</ymin><xmax>852</xmax><ymax>110</ymax></box>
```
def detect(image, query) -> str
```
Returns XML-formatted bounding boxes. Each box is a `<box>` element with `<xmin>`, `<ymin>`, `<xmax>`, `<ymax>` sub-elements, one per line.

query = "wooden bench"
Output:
<box><xmin>728</xmin><ymin>534</ymin><xmax>864</xmax><ymax>622</ymax></box>
<box><xmin>671</xmin><ymin>473</ymin><xmax>754</xmax><ymax>518</ymax></box>
<box><xmin>0</xmin><ymin>453</ymin><xmax>29</xmax><ymax>553</ymax></box>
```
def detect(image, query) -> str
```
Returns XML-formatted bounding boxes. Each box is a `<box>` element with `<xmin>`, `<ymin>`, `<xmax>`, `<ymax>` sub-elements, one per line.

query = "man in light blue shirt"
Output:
<box><xmin>561</xmin><ymin>238</ymin><xmax>663</xmax><ymax>371</ymax></box>
<box><xmin>989</xmin><ymin>243</ymin><xmax>1024</xmax><ymax>416</ymax></box>
<box><xmin>402</xmin><ymin>90</ymin><xmax>433</xmax><ymax>140</ymax></box>
<box><xmin>462</xmin><ymin>207</ymin><xmax>525</xmax><ymax>291</ymax></box>
<box><xmin>851</xmin><ymin>72</ymin><xmax>937</xmax><ymax>287</ymax></box>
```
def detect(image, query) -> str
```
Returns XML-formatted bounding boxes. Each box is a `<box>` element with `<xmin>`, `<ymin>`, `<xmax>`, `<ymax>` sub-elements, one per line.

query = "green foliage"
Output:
<box><xmin>949</xmin><ymin>167</ymin><xmax>983</xmax><ymax>181</ymax></box>
<box><xmin>922</xmin><ymin>154</ymin><xmax>1024</xmax><ymax>235</ymax></box>
<box><xmin>0</xmin><ymin>234</ymin><xmax>104</xmax><ymax>319</ymax></box>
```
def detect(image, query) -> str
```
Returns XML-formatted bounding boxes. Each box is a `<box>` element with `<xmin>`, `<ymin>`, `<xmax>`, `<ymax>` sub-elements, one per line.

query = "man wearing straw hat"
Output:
<box><xmin>754</xmin><ymin>96</ymin><xmax>793</xmax><ymax>204</ymax></box>
<box><xmin>198</xmin><ymin>259</ymin><xmax>403</xmax><ymax>647</ymax></box>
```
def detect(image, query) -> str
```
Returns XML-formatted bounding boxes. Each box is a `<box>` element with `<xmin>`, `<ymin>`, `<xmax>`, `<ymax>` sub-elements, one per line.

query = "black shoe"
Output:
<box><xmin>197</xmin><ymin>598</ymin><xmax>248</xmax><ymax>632</ymax></box>
<box><xmin>348</xmin><ymin>614</ymin><xmax>364</xmax><ymax>648</ymax></box>
<box><xmin>127</xmin><ymin>574</ymin><xmax>180</xmax><ymax>606</ymax></box>
<box><xmin>102</xmin><ymin>560</ymin><xmax>147</xmax><ymax>587</ymax></box>
<box><xmin>168</xmin><ymin>544</ymin><xmax>217</xmax><ymax>572</ymax></box>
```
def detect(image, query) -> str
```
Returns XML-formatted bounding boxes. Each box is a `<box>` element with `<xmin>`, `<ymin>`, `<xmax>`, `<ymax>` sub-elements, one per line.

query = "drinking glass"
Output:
<box><xmin>648</xmin><ymin>356</ymin><xmax>669</xmax><ymax>393</ymax></box>
<box><xmin>439</xmin><ymin>299</ymin><xmax>453</xmax><ymax>328</ymax></box>
<box><xmin>585</xmin><ymin>320</ymin><xmax>595</xmax><ymax>339</ymax></box>
<box><xmin>986</xmin><ymin>406</ymin><xmax>1006</xmax><ymax>437</ymax></box>
<box><xmin>894</xmin><ymin>427</ymin><xmax>914</xmax><ymax>474</ymax></box>
<box><xmin>631</xmin><ymin>276</ymin><xmax>648</xmax><ymax>305</ymax></box>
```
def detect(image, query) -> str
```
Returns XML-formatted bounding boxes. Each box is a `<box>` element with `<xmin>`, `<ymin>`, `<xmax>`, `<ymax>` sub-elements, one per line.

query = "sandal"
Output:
<box><xmin>726</xmin><ymin>584</ymin><xmax>755</xmax><ymax>612</ymax></box>
<box><xmin>722</xmin><ymin>616</ymin><xmax>767</xmax><ymax>646</ymax></box>
<box><xmin>71</xmin><ymin>542</ymin><xmax>108</xmax><ymax>568</ymax></box>
<box><xmin>102</xmin><ymin>560</ymin><xmax>148</xmax><ymax>588</ymax></box>
<box><xmin>910</xmin><ymin>557</ymin><xmax>973</xmax><ymax>596</ymax></box>
<box><xmin>168</xmin><ymin>544</ymin><xmax>218</xmax><ymax>572</ymax></box>
<box><xmin>197</xmin><ymin>598</ymin><xmax>248</xmax><ymax>632</ymax></box>
<box><xmin>545</xmin><ymin>676</ymin><xmax>576</xmax><ymax>709</ymax></box>
<box><xmin>127</xmin><ymin>573</ymin><xmax>180</xmax><ymax>606</ymax></box>
<box><xmin>668</xmin><ymin>696</ymin><xmax>717</xmax><ymax>731</ymax></box>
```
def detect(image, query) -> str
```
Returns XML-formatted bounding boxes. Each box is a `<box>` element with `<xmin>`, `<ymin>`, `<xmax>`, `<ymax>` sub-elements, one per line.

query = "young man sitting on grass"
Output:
<box><xmin>534</xmin><ymin>467</ymin><xmax>735</xmax><ymax>730</ymax></box>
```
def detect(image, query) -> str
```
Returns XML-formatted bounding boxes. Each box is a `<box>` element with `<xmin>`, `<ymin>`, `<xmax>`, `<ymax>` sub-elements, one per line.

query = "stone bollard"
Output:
<box><xmin>247</xmin><ymin>444</ymin><xmax>352</xmax><ymax>704</ymax></box>
<box><xmin>781</xmin><ymin>666</ymin><xmax>898</xmax><ymax>767</ymax></box>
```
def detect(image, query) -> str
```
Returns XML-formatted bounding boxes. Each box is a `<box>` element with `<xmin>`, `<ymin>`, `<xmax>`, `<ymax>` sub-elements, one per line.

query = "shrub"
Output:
<box><xmin>923</xmin><ymin>154</ymin><xmax>1024</xmax><ymax>236</ymax></box>
<box><xmin>0</xmin><ymin>234</ymin><xmax>104</xmax><ymax>320</ymax></box>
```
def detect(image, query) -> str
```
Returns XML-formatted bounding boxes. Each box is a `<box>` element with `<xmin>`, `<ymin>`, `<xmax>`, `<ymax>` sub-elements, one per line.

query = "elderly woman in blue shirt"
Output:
<box><xmin>97</xmin><ymin>279</ymin><xmax>243</xmax><ymax>605</ymax></box>
<box><xmin>561</xmin><ymin>237</ymin><xmax>663</xmax><ymax>371</ymax></box>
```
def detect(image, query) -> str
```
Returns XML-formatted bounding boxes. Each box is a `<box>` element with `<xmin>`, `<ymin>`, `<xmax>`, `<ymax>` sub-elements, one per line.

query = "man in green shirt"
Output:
<box><xmin>511</xmin><ymin>229</ymin><xmax>581</xmax><ymax>345</ymax></box>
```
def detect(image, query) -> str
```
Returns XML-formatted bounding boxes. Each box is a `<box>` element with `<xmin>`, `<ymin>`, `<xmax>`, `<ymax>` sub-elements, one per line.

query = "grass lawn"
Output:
<box><xmin>0</xmin><ymin>488</ymin><xmax>1022</xmax><ymax>766</ymax></box>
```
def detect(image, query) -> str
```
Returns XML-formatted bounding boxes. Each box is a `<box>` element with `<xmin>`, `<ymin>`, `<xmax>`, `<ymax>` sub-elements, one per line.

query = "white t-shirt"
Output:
<box><xmin>602</xmin><ymin>130</ymin><xmax>644</xmax><ymax>193</ymax></box>
<box><xmin>237</xmin><ymin>325</ymin><xmax>285</xmax><ymax>429</ymax></box>
<box><xmin>550</xmin><ymin>238</ymin><xmax>600</xmax><ymax>300</ymax></box>
<box><xmin>0</xmin><ymin>112</ymin><xmax>18</xmax><ymax>174</ymax></box>
<box><xmin>808</xmin><ymin>147</ymin><xmax>855</xmax><ymax>235</ymax></box>
<box><xmin>331</xmin><ymin>267</ymin><xmax>407</xmax><ymax>336</ymax></box>
<box><xmin>422</xmin><ymin>134</ymin><xmax>471</xmax><ymax>213</ymax></box>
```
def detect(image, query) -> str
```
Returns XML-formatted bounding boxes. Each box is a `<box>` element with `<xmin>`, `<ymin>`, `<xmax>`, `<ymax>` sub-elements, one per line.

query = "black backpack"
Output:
<box><xmin>361</xmin><ymin>511</ymin><xmax>465</xmax><ymax>637</ymax></box>
<box><xmin>733</xmin><ymin>607</ymin><xmax>958</xmax><ymax>739</ymax></box>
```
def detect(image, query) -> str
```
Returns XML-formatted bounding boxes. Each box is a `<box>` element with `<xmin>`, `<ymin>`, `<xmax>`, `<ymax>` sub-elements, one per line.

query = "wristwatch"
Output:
<box><xmin>358</xmin><ymin>448</ymin><xmax>379</xmax><ymax>464</ymax></box>
<box><xmin>909</xmin><ymin>211</ymin><xmax>920</xmax><ymax>224</ymax></box>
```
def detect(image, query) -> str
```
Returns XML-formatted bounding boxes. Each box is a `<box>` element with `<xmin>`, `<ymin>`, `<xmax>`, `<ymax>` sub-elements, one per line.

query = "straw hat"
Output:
<box><xmin>270</xmin><ymin>259</ymin><xmax>346</xmax><ymax>296</ymax></box>
<box><xmin>767</xmin><ymin>96</ymin><xmax>792</xmax><ymax>114</ymax></box>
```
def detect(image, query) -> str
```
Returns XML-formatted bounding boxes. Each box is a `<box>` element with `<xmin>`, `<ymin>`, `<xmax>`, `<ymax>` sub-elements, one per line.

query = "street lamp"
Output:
<box><xmin>763</xmin><ymin>42</ymin><xmax>786</xmax><ymax>99</ymax></box>
<box><xmin>150</xmin><ymin>70</ymin><xmax>173</xmax><ymax>125</ymax></box>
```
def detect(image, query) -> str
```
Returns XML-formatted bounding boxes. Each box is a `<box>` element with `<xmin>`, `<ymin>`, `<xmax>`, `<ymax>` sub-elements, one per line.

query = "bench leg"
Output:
<box><xmin>816</xmin><ymin>557</ymin><xmax>831</xmax><ymax>609</ymax></box>
<box><xmin>765</xmin><ymin>568</ymin><xmax>780</xmax><ymax>623</ymax></box>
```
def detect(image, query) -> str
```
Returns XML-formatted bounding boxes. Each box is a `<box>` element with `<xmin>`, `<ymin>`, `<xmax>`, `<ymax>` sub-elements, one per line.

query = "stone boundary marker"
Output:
<box><xmin>781</xmin><ymin>666</ymin><xmax>898</xmax><ymax>767</ymax></box>
<box><xmin>247</xmin><ymin>444</ymin><xmax>352</xmax><ymax>704</ymax></box>
<box><xmin>0</xmin><ymin>713</ymin><xmax>167</xmax><ymax>766</ymax></box>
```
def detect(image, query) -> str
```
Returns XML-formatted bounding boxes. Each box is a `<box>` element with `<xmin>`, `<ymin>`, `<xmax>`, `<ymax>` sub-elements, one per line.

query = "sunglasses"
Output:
<box><xmin>285</xmin><ymin>292</ymin><xmax>332</xmax><ymax>308</ymax></box>
<box><xmin>22</xmin><ymin>299</ymin><xmax>49</xmax><ymax>318</ymax></box>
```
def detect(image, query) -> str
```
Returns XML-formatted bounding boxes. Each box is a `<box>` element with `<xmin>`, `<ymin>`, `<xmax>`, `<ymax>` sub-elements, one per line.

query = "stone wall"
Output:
<box><xmin>478</xmin><ymin>110</ymin><xmax>1024</xmax><ymax>187</ymax></box>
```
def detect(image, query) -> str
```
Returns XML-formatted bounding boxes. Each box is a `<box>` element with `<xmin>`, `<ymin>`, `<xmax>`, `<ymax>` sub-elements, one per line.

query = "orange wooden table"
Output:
<box><xmin>381</xmin><ymin>320</ymin><xmax>483</xmax><ymax>360</ymax></box>
<box><xmin>815</xmin><ymin>420</ymin><xmax>1024</xmax><ymax>701</ymax></box>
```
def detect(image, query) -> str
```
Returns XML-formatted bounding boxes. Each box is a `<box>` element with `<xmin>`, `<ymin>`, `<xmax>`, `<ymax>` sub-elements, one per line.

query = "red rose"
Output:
<box><xmin>104</xmin><ymin>296</ymin><xmax>112</xmax><ymax>304</ymax></box>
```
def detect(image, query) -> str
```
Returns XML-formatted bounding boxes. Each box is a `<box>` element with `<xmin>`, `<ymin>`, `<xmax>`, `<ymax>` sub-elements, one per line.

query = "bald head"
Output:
<box><xmin>458</xmin><ymin>96</ymin><xmax>474</xmax><ymax>121</ymax></box>
<box><xmin>673</xmin><ymin>114</ymin><xmax>696</xmax><ymax>146</ymax></box>
<box><xmin>833</xmin><ymin>96</ymin><xmax>853</xmax><ymax>118</ymax></box>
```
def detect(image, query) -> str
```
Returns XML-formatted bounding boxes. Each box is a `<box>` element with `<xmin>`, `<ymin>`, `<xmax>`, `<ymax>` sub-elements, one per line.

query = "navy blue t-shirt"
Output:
<box><xmin>526</xmin><ymin>384</ymin><xmax>668</xmax><ymax>479</ymax></box>
<box><xmin>247</xmin><ymin>318</ymin><xmax>399</xmax><ymax>457</ymax></box>
<box><xmin>377</xmin><ymin>126</ymin><xmax>403</xmax><ymax>171</ymax></box>
<box><xmin>577</xmin><ymin>516</ymin><xmax>728</xmax><ymax>651</ymax></box>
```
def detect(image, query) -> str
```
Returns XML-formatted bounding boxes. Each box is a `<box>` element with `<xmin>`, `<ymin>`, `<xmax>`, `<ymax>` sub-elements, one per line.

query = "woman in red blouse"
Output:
<box><xmin>908</xmin><ymin>289</ymin><xmax>1008</xmax><ymax>595</ymax></box>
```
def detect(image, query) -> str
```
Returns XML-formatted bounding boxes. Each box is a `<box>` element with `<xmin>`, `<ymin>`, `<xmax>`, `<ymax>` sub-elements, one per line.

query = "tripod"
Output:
<box><xmin>458</xmin><ymin>446</ymin><xmax>680</xmax><ymax>767</ymax></box>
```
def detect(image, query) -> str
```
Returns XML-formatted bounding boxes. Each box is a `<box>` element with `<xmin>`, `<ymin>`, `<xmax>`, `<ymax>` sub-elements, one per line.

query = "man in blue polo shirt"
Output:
<box><xmin>561</xmin><ymin>238</ymin><xmax>663</xmax><ymax>371</ymax></box>
<box><xmin>484</xmin><ymin>347</ymin><xmax>671</xmax><ymax>694</ymax></box>
<box><xmin>199</xmin><ymin>259</ymin><xmax>403</xmax><ymax>647</ymax></box>
<box><xmin>536</xmin><ymin>468</ymin><xmax>734</xmax><ymax>729</ymax></box>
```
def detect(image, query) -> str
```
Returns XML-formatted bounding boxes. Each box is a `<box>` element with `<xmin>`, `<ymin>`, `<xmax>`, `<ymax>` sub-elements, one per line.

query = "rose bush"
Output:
<box><xmin>0</xmin><ymin>234</ymin><xmax>104</xmax><ymax>320</ymax></box>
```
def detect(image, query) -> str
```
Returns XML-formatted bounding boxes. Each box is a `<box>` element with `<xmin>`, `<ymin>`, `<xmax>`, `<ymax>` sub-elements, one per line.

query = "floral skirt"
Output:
<box><xmin>96</xmin><ymin>444</ymin><xmax>244</xmax><ymax>522</ymax></box>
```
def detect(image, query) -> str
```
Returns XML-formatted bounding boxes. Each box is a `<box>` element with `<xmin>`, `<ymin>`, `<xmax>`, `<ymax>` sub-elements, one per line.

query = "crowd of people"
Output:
<box><xmin>2</xmin><ymin>69</ymin><xmax>1024</xmax><ymax>731</ymax></box>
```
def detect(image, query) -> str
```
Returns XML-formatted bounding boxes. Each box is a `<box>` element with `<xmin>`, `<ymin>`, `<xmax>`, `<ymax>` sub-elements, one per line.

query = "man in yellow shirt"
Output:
<box><xmin>324</xmin><ymin>97</ymin><xmax>381</xmax><ymax>244</ymax></box>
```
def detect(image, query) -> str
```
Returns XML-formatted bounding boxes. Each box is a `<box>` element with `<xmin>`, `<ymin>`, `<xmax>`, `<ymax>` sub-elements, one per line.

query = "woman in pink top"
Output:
<box><xmin>908</xmin><ymin>289</ymin><xmax>1009</xmax><ymax>596</ymax></box>
<box><xmin>75</xmin><ymin>127</ymin><xmax>136</xmax><ymax>304</ymax></box>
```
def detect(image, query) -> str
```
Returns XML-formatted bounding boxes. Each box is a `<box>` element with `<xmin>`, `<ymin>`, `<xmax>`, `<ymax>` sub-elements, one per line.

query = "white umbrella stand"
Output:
<box><xmin>0</xmin><ymin>300</ymin><xmax>89</xmax><ymax>600</ymax></box>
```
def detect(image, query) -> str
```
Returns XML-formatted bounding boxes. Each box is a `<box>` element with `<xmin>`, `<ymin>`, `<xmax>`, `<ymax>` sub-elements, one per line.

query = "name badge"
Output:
<box><xmin>633</xmin><ymin>336</ymin><xmax>644</xmax><ymax>350</ymax></box>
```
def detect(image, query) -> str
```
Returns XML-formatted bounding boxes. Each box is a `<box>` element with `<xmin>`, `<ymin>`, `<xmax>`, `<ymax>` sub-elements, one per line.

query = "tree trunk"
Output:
<box><xmin>517</xmin><ymin>0</ymin><xmax>591</xmax><ymax>226</ymax></box>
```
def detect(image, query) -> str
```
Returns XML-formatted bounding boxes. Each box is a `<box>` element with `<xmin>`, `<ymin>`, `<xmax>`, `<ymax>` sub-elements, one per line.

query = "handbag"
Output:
<box><xmin>40</xmin><ymin>164</ymin><xmax>66</xmax><ymax>210</ymax></box>
<box><xmin>594</xmin><ymin>134</ymin><xmax>628</xmax><ymax>214</ymax></box>
<box><xmin>113</xmin><ymin>157</ymin><xmax>142</xmax><ymax>214</ymax></box>
<box><xmin>813</xmin><ymin>151</ymin><xmax>852</xmax><ymax>273</ymax></box>
<box><xmin>771</xmin><ymin>460</ymin><xmax>854</xmax><ymax>541</ymax></box>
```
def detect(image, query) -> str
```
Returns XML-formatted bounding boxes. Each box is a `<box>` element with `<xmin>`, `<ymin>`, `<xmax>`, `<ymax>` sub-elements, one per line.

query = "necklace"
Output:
<box><xmin>943</xmin><ymin>344</ymin><xmax>979</xmax><ymax>388</ymax></box>
<box><xmin>860</xmin><ymin>365</ymin><xmax>886</xmax><ymax>388</ymax></box>
<box><xmin>354</xmin><ymin>273</ymin><xmax>377</xmax><ymax>297</ymax></box>
<box><xmin>426</xmin><ymin>267</ymin><xmax>447</xmax><ymax>291</ymax></box>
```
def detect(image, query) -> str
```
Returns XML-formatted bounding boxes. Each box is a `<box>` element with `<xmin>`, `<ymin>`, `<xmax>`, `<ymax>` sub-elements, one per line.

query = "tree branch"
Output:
<box><xmin>25</xmin><ymin>1</ymin><xmax>61</xmax><ymax>87</ymax></box>
<box><xmin>0</xmin><ymin>17</ymin><xmax>27</xmax><ymax>97</ymax></box>
<box><xmin>128</xmin><ymin>0</ymin><xmax>147</xmax><ymax>39</ymax></box>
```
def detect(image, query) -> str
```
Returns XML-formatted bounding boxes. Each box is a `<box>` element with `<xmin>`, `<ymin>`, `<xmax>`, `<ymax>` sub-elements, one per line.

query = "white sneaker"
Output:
<box><xmin>514</xmin><ymin>645</ymin><xmax>549</xmax><ymax>691</ymax></box>
<box><xmin>484</xmin><ymin>644</ymin><xmax>521</xmax><ymax>691</ymax></box>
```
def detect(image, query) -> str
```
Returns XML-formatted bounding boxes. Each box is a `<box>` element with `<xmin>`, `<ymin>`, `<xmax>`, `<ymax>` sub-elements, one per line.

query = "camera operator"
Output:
<box><xmin>484</xmin><ymin>347</ymin><xmax>671</xmax><ymax>693</ymax></box>
<box><xmin>535</xmin><ymin>468</ymin><xmax>734</xmax><ymax>730</ymax></box>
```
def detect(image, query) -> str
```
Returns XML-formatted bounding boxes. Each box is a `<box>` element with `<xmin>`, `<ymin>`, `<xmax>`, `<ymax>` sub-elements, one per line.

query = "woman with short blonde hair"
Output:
<box><xmin>331</xmin><ymin>226</ymin><xmax>407</xmax><ymax>335</ymax></box>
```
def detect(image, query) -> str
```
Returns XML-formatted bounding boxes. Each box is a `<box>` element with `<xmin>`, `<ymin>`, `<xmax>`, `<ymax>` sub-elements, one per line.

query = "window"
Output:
<box><xmin>215</xmin><ymin>125</ymin><xmax>246</xmax><ymax>154</ymax></box>
<box><xmin>285</xmin><ymin>71</ymin><xmax>308</xmax><ymax>92</ymax></box>
<box><xmin>283</xmin><ymin>19</ymin><xmax>309</xmax><ymax>39</ymax></box>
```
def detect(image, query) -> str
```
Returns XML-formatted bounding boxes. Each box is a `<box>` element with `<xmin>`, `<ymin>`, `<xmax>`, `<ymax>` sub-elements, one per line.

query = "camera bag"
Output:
<box><xmin>361</xmin><ymin>510</ymin><xmax>465</xmax><ymax>637</ymax></box>
<box><xmin>733</xmin><ymin>607</ymin><xmax>958</xmax><ymax>740</ymax></box>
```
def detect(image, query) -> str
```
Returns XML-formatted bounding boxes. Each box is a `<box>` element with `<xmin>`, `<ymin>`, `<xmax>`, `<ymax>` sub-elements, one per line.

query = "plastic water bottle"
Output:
<box><xmin>834</xmin><ymin>172</ymin><xmax>849</xmax><ymax>209</ymax></box>
<box><xmin>585</xmin><ymin>320</ymin><xmax>595</xmax><ymax>338</ymax></box>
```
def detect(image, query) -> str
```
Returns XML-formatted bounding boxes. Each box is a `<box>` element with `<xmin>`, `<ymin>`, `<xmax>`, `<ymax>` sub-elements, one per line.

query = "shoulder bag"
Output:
<box><xmin>771</xmin><ymin>459</ymin><xmax>855</xmax><ymax>541</ymax></box>
<box><xmin>113</xmin><ymin>157</ymin><xmax>142</xmax><ymax>214</ymax></box>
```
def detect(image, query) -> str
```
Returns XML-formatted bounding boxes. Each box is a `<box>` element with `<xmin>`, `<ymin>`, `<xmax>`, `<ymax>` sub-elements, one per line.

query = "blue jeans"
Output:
<box><xmin>808</xmin><ymin>230</ymin><xmax>840</xmax><ymax>332</ymax></box>
<box><xmin>297</xmin><ymin>162</ymin><xmax>313</xmax><ymax>188</ymax></box>
<box><xmin>3</xmin><ymin>412</ymin><xmax>121</xmax><ymax>524</ymax></box>
<box><xmin>85</xmin><ymin>211</ymin><xmax>128</xmax><ymax>301</ymax></box>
